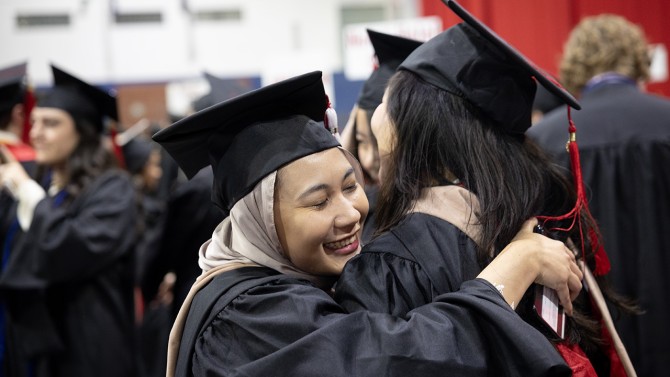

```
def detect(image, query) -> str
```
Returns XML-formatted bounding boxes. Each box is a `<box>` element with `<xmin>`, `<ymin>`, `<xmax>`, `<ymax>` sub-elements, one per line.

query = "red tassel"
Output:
<box><xmin>109</xmin><ymin>124</ymin><xmax>126</xmax><ymax>169</ymax></box>
<box><xmin>22</xmin><ymin>85</ymin><xmax>36</xmax><ymax>145</ymax></box>
<box><xmin>538</xmin><ymin>107</ymin><xmax>611</xmax><ymax>276</ymax></box>
<box><xmin>590</xmin><ymin>227</ymin><xmax>611</xmax><ymax>276</ymax></box>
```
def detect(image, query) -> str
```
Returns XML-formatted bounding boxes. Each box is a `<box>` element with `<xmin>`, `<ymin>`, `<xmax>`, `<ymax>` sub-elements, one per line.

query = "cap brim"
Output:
<box><xmin>443</xmin><ymin>0</ymin><xmax>580</xmax><ymax>110</ymax></box>
<box><xmin>152</xmin><ymin>71</ymin><xmax>326</xmax><ymax>178</ymax></box>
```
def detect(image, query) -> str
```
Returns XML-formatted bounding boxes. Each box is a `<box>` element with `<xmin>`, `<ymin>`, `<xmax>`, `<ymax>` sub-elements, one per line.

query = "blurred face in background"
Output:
<box><xmin>141</xmin><ymin>149</ymin><xmax>163</xmax><ymax>192</ymax></box>
<box><xmin>353</xmin><ymin>108</ymin><xmax>380</xmax><ymax>185</ymax></box>
<box><xmin>30</xmin><ymin>107</ymin><xmax>80</xmax><ymax>168</ymax></box>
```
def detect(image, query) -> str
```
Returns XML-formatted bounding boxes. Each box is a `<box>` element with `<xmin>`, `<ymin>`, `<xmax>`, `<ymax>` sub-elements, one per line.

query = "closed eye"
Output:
<box><xmin>344</xmin><ymin>182</ymin><xmax>358</xmax><ymax>192</ymax></box>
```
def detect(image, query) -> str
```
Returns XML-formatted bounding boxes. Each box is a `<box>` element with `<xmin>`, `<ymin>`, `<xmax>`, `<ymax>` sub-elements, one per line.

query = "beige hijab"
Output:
<box><xmin>166</xmin><ymin>171</ymin><xmax>325</xmax><ymax>377</ymax></box>
<box><xmin>198</xmin><ymin>171</ymin><xmax>322</xmax><ymax>282</ymax></box>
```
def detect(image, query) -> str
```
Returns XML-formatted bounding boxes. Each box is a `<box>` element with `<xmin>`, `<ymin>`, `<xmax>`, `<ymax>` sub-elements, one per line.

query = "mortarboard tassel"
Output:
<box><xmin>22</xmin><ymin>83</ymin><xmax>35</xmax><ymax>145</ymax></box>
<box><xmin>324</xmin><ymin>95</ymin><xmax>341</xmax><ymax>142</ymax></box>
<box><xmin>537</xmin><ymin>106</ymin><xmax>611</xmax><ymax>276</ymax></box>
<box><xmin>109</xmin><ymin>123</ymin><xmax>126</xmax><ymax>170</ymax></box>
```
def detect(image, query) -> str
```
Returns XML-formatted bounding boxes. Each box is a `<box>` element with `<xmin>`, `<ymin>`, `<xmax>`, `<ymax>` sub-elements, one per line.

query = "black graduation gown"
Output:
<box><xmin>334</xmin><ymin>213</ymin><xmax>595</xmax><ymax>373</ymax></box>
<box><xmin>361</xmin><ymin>184</ymin><xmax>378</xmax><ymax>244</ymax></box>
<box><xmin>0</xmin><ymin>171</ymin><xmax>138</xmax><ymax>377</ymax></box>
<box><xmin>177</xmin><ymin>266</ymin><xmax>570</xmax><ymax>377</ymax></box>
<box><xmin>0</xmin><ymin>157</ymin><xmax>38</xmax><ymax>376</ymax></box>
<box><xmin>141</xmin><ymin>167</ymin><xmax>224</xmax><ymax>317</ymax></box>
<box><xmin>528</xmin><ymin>83</ymin><xmax>670</xmax><ymax>377</ymax></box>
<box><xmin>335</xmin><ymin>213</ymin><xmax>481</xmax><ymax>317</ymax></box>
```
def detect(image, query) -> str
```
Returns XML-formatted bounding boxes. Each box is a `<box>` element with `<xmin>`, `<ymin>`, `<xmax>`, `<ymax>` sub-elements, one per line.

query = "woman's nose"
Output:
<box><xmin>334</xmin><ymin>197</ymin><xmax>361</xmax><ymax>229</ymax></box>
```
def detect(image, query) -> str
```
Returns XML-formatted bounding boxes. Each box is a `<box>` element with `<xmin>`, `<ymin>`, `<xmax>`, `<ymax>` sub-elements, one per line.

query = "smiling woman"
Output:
<box><xmin>274</xmin><ymin>147</ymin><xmax>368</xmax><ymax>277</ymax></box>
<box><xmin>29</xmin><ymin>107</ymin><xmax>80</xmax><ymax>168</ymax></box>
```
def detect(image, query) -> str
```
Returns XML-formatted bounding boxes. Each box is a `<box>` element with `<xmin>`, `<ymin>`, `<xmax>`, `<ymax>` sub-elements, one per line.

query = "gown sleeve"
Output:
<box><xmin>18</xmin><ymin>172</ymin><xmax>137</xmax><ymax>283</ymax></box>
<box><xmin>334</xmin><ymin>251</ymin><xmax>434</xmax><ymax>316</ymax></box>
<box><xmin>192</xmin><ymin>278</ymin><xmax>570</xmax><ymax>377</ymax></box>
<box><xmin>335</xmin><ymin>216</ymin><xmax>483</xmax><ymax>317</ymax></box>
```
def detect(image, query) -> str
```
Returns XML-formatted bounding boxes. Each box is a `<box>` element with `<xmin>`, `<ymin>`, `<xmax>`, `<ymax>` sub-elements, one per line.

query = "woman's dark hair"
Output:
<box><xmin>377</xmin><ymin>70</ymin><xmax>576</xmax><ymax>257</ymax></box>
<box><xmin>37</xmin><ymin>112</ymin><xmax>118</xmax><ymax>200</ymax></box>
<box><xmin>66</xmin><ymin>114</ymin><xmax>118</xmax><ymax>197</ymax></box>
<box><xmin>0</xmin><ymin>110</ymin><xmax>13</xmax><ymax>131</ymax></box>
<box><xmin>377</xmin><ymin>69</ymin><xmax>637</xmax><ymax>363</ymax></box>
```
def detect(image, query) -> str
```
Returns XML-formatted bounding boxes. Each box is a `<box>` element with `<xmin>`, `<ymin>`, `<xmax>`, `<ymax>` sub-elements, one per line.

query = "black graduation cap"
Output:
<box><xmin>152</xmin><ymin>70</ymin><xmax>340</xmax><ymax>212</ymax></box>
<box><xmin>191</xmin><ymin>91</ymin><xmax>214</xmax><ymax>113</ymax></box>
<box><xmin>533</xmin><ymin>84</ymin><xmax>563</xmax><ymax>115</ymax></box>
<box><xmin>38</xmin><ymin>64</ymin><xmax>118</xmax><ymax>132</ymax></box>
<box><xmin>192</xmin><ymin>72</ymin><xmax>255</xmax><ymax>113</ymax></box>
<box><xmin>0</xmin><ymin>62</ymin><xmax>28</xmax><ymax>114</ymax></box>
<box><xmin>357</xmin><ymin>30</ymin><xmax>423</xmax><ymax>111</ymax></box>
<box><xmin>122</xmin><ymin>137</ymin><xmax>153</xmax><ymax>175</ymax></box>
<box><xmin>399</xmin><ymin>0</ymin><xmax>580</xmax><ymax>134</ymax></box>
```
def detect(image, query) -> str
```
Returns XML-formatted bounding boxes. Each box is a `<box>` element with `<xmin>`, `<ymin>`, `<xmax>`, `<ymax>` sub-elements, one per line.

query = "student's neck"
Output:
<box><xmin>51</xmin><ymin>168</ymin><xmax>68</xmax><ymax>190</ymax></box>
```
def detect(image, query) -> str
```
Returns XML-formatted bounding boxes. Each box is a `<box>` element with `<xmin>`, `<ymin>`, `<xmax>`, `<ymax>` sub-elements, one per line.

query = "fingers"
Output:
<box><xmin>533</xmin><ymin>240</ymin><xmax>583</xmax><ymax>317</ymax></box>
<box><xmin>568</xmin><ymin>268</ymin><xmax>583</xmax><ymax>300</ymax></box>
<box><xmin>564</xmin><ymin>245</ymin><xmax>577</xmax><ymax>265</ymax></box>
<box><xmin>569</xmin><ymin>256</ymin><xmax>583</xmax><ymax>281</ymax></box>
<box><xmin>0</xmin><ymin>145</ymin><xmax>17</xmax><ymax>164</ymax></box>
<box><xmin>556</xmin><ymin>254</ymin><xmax>583</xmax><ymax>315</ymax></box>
<box><xmin>561</xmin><ymin>244</ymin><xmax>583</xmax><ymax>310</ymax></box>
<box><xmin>555</xmin><ymin>284</ymin><xmax>574</xmax><ymax>316</ymax></box>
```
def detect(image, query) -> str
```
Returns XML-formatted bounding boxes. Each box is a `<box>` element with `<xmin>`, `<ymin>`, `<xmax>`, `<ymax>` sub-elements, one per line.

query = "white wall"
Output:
<box><xmin>0</xmin><ymin>0</ymin><xmax>419</xmax><ymax>87</ymax></box>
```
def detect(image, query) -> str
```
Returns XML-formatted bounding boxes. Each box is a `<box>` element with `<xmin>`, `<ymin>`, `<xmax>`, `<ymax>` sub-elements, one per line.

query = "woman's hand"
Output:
<box><xmin>477</xmin><ymin>218</ymin><xmax>583</xmax><ymax>315</ymax></box>
<box><xmin>0</xmin><ymin>145</ymin><xmax>31</xmax><ymax>198</ymax></box>
<box><xmin>511</xmin><ymin>218</ymin><xmax>583</xmax><ymax>314</ymax></box>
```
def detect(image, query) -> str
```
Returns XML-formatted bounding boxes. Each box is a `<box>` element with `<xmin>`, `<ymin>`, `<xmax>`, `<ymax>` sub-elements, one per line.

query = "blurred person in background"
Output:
<box><xmin>340</xmin><ymin>30</ymin><xmax>422</xmax><ymax>243</ymax></box>
<box><xmin>137</xmin><ymin>72</ymin><xmax>247</xmax><ymax>377</ymax></box>
<box><xmin>0</xmin><ymin>64</ymin><xmax>137</xmax><ymax>377</ymax></box>
<box><xmin>0</xmin><ymin>62</ymin><xmax>36</xmax><ymax>377</ymax></box>
<box><xmin>528</xmin><ymin>14</ymin><xmax>670</xmax><ymax>377</ymax></box>
<box><xmin>120</xmin><ymin>128</ymin><xmax>170</xmax><ymax>377</ymax></box>
<box><xmin>0</xmin><ymin>62</ymin><xmax>35</xmax><ymax>171</ymax></box>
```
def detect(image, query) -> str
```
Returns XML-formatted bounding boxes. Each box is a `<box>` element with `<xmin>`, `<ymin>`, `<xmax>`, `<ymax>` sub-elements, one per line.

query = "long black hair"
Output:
<box><xmin>377</xmin><ymin>70</ymin><xmax>637</xmax><ymax>362</ymax></box>
<box><xmin>376</xmin><ymin>70</ymin><xmax>573</xmax><ymax>253</ymax></box>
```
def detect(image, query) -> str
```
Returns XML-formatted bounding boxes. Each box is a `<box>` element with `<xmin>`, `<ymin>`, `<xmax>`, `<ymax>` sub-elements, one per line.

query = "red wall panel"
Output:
<box><xmin>421</xmin><ymin>0</ymin><xmax>670</xmax><ymax>97</ymax></box>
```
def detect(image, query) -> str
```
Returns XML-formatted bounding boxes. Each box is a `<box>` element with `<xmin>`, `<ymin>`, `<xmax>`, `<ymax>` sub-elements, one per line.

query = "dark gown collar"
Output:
<box><xmin>581</xmin><ymin>72</ymin><xmax>638</xmax><ymax>97</ymax></box>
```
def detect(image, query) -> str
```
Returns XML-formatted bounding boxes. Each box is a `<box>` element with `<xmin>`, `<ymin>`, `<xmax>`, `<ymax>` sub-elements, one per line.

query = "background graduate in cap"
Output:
<box><xmin>0</xmin><ymin>62</ymin><xmax>35</xmax><ymax>164</ymax></box>
<box><xmin>154</xmin><ymin>70</ymin><xmax>582</xmax><ymax>377</ymax></box>
<box><xmin>340</xmin><ymin>30</ymin><xmax>422</xmax><ymax>243</ymax></box>
<box><xmin>335</xmin><ymin>1</ymin><xmax>635</xmax><ymax>375</ymax></box>
<box><xmin>0</xmin><ymin>64</ymin><xmax>138</xmax><ymax>377</ymax></box>
<box><xmin>0</xmin><ymin>63</ymin><xmax>37</xmax><ymax>268</ymax></box>
<box><xmin>0</xmin><ymin>61</ymin><xmax>37</xmax><ymax>377</ymax></box>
